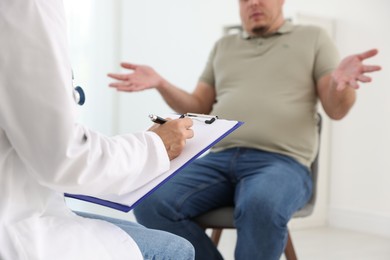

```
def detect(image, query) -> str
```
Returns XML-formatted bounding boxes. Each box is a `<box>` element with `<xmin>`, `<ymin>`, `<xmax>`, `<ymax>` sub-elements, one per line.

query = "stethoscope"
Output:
<box><xmin>72</xmin><ymin>71</ymin><xmax>85</xmax><ymax>106</ymax></box>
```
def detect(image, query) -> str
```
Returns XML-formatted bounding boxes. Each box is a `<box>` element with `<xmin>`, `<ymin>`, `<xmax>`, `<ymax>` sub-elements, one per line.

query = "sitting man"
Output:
<box><xmin>108</xmin><ymin>0</ymin><xmax>381</xmax><ymax>259</ymax></box>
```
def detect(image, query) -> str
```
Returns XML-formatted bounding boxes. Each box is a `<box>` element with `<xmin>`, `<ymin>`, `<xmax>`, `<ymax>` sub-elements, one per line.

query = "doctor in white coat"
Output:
<box><xmin>0</xmin><ymin>0</ymin><xmax>195</xmax><ymax>259</ymax></box>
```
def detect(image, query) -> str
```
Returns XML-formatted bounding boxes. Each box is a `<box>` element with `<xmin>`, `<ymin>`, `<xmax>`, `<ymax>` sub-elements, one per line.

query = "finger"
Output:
<box><xmin>357</xmin><ymin>49</ymin><xmax>378</xmax><ymax>61</ymax></box>
<box><xmin>107</xmin><ymin>73</ymin><xmax>128</xmax><ymax>80</ymax></box>
<box><xmin>182</xmin><ymin>118</ymin><xmax>194</xmax><ymax>129</ymax></box>
<box><xmin>348</xmin><ymin>79</ymin><xmax>359</xmax><ymax>89</ymax></box>
<box><xmin>108</xmin><ymin>82</ymin><xmax>122</xmax><ymax>88</ymax></box>
<box><xmin>186</xmin><ymin>129</ymin><xmax>194</xmax><ymax>139</ymax></box>
<box><xmin>357</xmin><ymin>75</ymin><xmax>372</xmax><ymax>83</ymax></box>
<box><xmin>109</xmin><ymin>81</ymin><xmax>131</xmax><ymax>87</ymax></box>
<box><xmin>109</xmin><ymin>83</ymin><xmax>136</xmax><ymax>92</ymax></box>
<box><xmin>121</xmin><ymin>62</ymin><xmax>138</xmax><ymax>70</ymax></box>
<box><xmin>181</xmin><ymin>117</ymin><xmax>194</xmax><ymax>128</ymax></box>
<box><xmin>363</xmin><ymin>65</ymin><xmax>381</xmax><ymax>73</ymax></box>
<box><xmin>115</xmin><ymin>86</ymin><xmax>138</xmax><ymax>92</ymax></box>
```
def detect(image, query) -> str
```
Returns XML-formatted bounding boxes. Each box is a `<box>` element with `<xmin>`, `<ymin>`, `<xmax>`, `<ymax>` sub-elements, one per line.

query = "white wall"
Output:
<box><xmin>116</xmin><ymin>1</ymin><xmax>241</xmax><ymax>133</ymax></box>
<box><xmin>65</xmin><ymin>0</ymin><xmax>121</xmax><ymax>135</ymax></box>
<box><xmin>65</xmin><ymin>0</ymin><xmax>390</xmax><ymax>241</ymax></box>
<box><xmin>285</xmin><ymin>0</ymin><xmax>390</xmax><ymax>238</ymax></box>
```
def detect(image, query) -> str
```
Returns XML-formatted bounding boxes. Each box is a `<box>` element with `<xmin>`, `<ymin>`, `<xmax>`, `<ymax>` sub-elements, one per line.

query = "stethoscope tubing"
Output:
<box><xmin>72</xmin><ymin>70</ymin><xmax>85</xmax><ymax>106</ymax></box>
<box><xmin>73</xmin><ymin>85</ymin><xmax>85</xmax><ymax>106</ymax></box>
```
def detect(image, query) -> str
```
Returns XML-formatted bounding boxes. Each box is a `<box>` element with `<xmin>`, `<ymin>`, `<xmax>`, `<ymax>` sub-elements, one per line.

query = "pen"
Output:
<box><xmin>149</xmin><ymin>114</ymin><xmax>167</xmax><ymax>124</ymax></box>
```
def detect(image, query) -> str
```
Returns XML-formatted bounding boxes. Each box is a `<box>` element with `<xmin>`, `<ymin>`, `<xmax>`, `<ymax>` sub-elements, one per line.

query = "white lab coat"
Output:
<box><xmin>0</xmin><ymin>0</ymin><xmax>170</xmax><ymax>259</ymax></box>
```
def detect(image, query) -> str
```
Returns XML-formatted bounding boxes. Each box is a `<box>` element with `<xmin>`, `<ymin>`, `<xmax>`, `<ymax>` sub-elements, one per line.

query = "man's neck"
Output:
<box><xmin>250</xmin><ymin>16</ymin><xmax>285</xmax><ymax>37</ymax></box>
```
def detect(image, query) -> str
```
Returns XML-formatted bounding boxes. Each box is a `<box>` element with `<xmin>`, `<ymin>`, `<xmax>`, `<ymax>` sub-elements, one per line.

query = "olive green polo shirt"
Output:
<box><xmin>199</xmin><ymin>21</ymin><xmax>339</xmax><ymax>167</ymax></box>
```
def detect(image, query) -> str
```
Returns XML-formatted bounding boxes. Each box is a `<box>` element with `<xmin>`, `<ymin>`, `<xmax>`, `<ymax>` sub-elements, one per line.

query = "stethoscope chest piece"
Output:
<box><xmin>73</xmin><ymin>86</ymin><xmax>85</xmax><ymax>106</ymax></box>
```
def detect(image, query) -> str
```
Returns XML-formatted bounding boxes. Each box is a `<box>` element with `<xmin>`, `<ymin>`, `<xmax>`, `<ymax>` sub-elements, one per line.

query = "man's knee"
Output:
<box><xmin>134</xmin><ymin>196</ymin><xmax>160</xmax><ymax>225</ymax></box>
<box><xmin>133</xmin><ymin>190</ymin><xmax>176</xmax><ymax>226</ymax></box>
<box><xmin>236</xmin><ymin>196</ymin><xmax>290</xmax><ymax>226</ymax></box>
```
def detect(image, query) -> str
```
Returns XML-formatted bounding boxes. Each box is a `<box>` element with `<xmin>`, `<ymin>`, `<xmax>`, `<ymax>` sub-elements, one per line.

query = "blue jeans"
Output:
<box><xmin>75</xmin><ymin>211</ymin><xmax>195</xmax><ymax>260</ymax></box>
<box><xmin>134</xmin><ymin>148</ymin><xmax>312</xmax><ymax>260</ymax></box>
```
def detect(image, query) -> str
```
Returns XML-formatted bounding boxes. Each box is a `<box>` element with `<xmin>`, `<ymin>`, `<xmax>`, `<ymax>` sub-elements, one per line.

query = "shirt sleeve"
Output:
<box><xmin>313</xmin><ymin>27</ymin><xmax>340</xmax><ymax>82</ymax></box>
<box><xmin>199</xmin><ymin>41</ymin><xmax>219</xmax><ymax>86</ymax></box>
<box><xmin>0</xmin><ymin>0</ymin><xmax>169</xmax><ymax>196</ymax></box>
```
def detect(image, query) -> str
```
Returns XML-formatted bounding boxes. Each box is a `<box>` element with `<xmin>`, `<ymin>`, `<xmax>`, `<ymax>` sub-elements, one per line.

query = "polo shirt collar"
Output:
<box><xmin>241</xmin><ymin>20</ymin><xmax>294</xmax><ymax>39</ymax></box>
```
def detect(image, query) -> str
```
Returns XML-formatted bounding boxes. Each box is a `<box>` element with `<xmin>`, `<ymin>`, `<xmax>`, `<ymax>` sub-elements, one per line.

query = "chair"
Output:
<box><xmin>195</xmin><ymin>114</ymin><xmax>322</xmax><ymax>260</ymax></box>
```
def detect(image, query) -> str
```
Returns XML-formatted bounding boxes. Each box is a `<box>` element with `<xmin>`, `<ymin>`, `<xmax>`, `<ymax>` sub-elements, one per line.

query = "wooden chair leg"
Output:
<box><xmin>210</xmin><ymin>228</ymin><xmax>223</xmax><ymax>246</ymax></box>
<box><xmin>284</xmin><ymin>230</ymin><xmax>297</xmax><ymax>260</ymax></box>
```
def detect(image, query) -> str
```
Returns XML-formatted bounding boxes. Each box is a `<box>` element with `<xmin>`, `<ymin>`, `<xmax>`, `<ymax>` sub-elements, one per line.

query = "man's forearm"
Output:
<box><xmin>325</xmin><ymin>76</ymin><xmax>357</xmax><ymax>120</ymax></box>
<box><xmin>157</xmin><ymin>80</ymin><xmax>203</xmax><ymax>114</ymax></box>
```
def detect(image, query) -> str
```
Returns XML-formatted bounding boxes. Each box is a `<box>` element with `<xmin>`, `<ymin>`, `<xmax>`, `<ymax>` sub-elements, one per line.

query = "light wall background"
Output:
<box><xmin>64</xmin><ymin>0</ymin><xmax>390</xmax><ymax>253</ymax></box>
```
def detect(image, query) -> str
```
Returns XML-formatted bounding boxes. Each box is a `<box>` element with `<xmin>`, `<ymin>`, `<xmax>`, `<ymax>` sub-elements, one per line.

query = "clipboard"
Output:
<box><xmin>65</xmin><ymin>114</ymin><xmax>243</xmax><ymax>212</ymax></box>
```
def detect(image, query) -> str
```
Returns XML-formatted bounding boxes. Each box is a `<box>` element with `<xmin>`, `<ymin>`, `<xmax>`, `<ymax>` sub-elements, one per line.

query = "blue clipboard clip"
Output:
<box><xmin>180</xmin><ymin>113</ymin><xmax>219</xmax><ymax>124</ymax></box>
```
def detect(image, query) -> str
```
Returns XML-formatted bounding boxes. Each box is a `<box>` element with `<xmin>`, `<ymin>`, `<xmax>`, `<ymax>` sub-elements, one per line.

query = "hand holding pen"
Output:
<box><xmin>148</xmin><ymin>114</ymin><xmax>194</xmax><ymax>160</ymax></box>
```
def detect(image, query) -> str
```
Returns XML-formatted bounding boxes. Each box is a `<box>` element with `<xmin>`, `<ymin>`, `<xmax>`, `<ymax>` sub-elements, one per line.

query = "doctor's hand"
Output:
<box><xmin>149</xmin><ymin>118</ymin><xmax>194</xmax><ymax>160</ymax></box>
<box><xmin>108</xmin><ymin>62</ymin><xmax>167</xmax><ymax>92</ymax></box>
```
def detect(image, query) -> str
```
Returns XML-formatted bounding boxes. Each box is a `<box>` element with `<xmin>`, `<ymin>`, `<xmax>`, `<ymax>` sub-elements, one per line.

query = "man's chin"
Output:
<box><xmin>252</xmin><ymin>26</ymin><xmax>268</xmax><ymax>36</ymax></box>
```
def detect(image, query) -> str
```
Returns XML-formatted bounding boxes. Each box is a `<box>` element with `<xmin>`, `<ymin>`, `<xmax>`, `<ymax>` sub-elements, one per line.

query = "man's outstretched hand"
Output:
<box><xmin>332</xmin><ymin>49</ymin><xmax>381</xmax><ymax>91</ymax></box>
